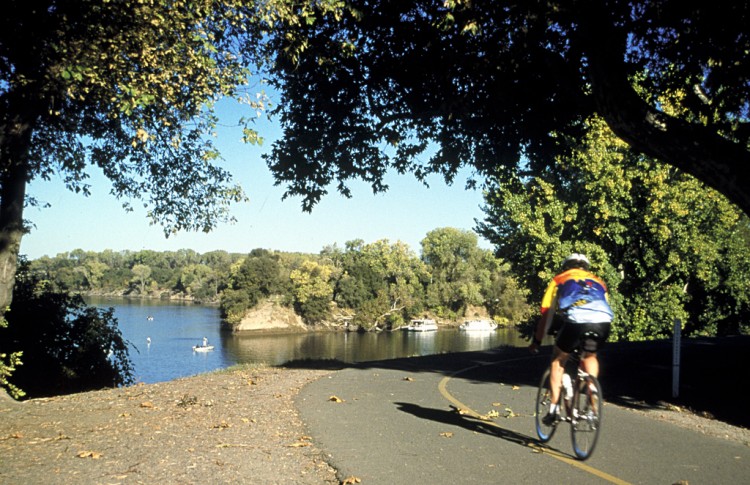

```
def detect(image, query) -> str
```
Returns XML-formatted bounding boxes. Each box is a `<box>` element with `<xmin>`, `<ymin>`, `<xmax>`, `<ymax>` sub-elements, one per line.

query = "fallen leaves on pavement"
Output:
<box><xmin>77</xmin><ymin>450</ymin><xmax>102</xmax><ymax>459</ymax></box>
<box><xmin>287</xmin><ymin>435</ymin><xmax>312</xmax><ymax>447</ymax></box>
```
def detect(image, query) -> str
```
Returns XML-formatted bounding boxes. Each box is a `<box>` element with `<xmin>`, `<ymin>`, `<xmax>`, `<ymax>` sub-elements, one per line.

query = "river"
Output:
<box><xmin>86</xmin><ymin>297</ymin><xmax>530</xmax><ymax>385</ymax></box>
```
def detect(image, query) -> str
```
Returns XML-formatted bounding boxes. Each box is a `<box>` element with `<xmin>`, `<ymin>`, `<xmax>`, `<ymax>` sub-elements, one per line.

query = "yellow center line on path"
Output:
<box><xmin>437</xmin><ymin>360</ymin><xmax>632</xmax><ymax>485</ymax></box>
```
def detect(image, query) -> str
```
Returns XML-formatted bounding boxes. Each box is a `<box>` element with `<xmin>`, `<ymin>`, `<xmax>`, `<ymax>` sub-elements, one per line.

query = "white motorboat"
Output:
<box><xmin>404</xmin><ymin>319</ymin><xmax>438</xmax><ymax>332</ymax></box>
<box><xmin>192</xmin><ymin>344</ymin><xmax>215</xmax><ymax>352</ymax></box>
<box><xmin>459</xmin><ymin>319</ymin><xmax>498</xmax><ymax>332</ymax></box>
<box><xmin>193</xmin><ymin>337</ymin><xmax>214</xmax><ymax>352</ymax></box>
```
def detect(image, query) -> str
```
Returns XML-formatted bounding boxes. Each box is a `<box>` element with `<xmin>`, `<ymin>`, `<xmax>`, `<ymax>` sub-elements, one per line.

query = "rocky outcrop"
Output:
<box><xmin>233</xmin><ymin>299</ymin><xmax>308</xmax><ymax>333</ymax></box>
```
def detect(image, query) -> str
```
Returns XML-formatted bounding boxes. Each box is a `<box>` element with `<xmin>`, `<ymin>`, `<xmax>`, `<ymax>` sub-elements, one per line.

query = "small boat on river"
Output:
<box><xmin>192</xmin><ymin>344</ymin><xmax>215</xmax><ymax>352</ymax></box>
<box><xmin>193</xmin><ymin>337</ymin><xmax>214</xmax><ymax>352</ymax></box>
<box><xmin>459</xmin><ymin>319</ymin><xmax>498</xmax><ymax>332</ymax></box>
<box><xmin>404</xmin><ymin>319</ymin><xmax>438</xmax><ymax>332</ymax></box>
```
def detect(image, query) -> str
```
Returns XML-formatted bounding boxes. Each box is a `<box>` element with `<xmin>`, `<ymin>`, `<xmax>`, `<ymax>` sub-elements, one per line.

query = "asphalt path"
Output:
<box><xmin>294</xmin><ymin>338</ymin><xmax>749</xmax><ymax>484</ymax></box>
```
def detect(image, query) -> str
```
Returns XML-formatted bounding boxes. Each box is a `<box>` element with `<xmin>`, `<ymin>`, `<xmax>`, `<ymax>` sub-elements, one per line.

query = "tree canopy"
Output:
<box><xmin>0</xmin><ymin>0</ymin><xmax>281</xmax><ymax>311</ymax></box>
<box><xmin>477</xmin><ymin>116</ymin><xmax>750</xmax><ymax>340</ymax></box>
<box><xmin>261</xmin><ymin>1</ymin><xmax>750</xmax><ymax>219</ymax></box>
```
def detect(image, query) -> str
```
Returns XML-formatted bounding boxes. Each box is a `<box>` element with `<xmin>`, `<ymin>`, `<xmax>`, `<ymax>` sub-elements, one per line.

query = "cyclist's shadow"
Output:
<box><xmin>394</xmin><ymin>401</ymin><xmax>542</xmax><ymax>449</ymax></box>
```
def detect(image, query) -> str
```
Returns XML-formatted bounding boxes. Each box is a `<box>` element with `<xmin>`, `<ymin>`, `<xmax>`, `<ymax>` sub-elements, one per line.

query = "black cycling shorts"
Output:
<box><xmin>555</xmin><ymin>320</ymin><xmax>611</xmax><ymax>354</ymax></box>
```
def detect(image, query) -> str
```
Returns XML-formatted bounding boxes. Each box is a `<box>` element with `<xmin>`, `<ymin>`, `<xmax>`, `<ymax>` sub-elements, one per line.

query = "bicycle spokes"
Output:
<box><xmin>534</xmin><ymin>369</ymin><xmax>558</xmax><ymax>443</ymax></box>
<box><xmin>570</xmin><ymin>375</ymin><xmax>603</xmax><ymax>460</ymax></box>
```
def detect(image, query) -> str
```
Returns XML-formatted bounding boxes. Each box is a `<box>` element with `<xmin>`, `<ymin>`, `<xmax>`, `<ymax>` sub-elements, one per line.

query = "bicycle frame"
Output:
<box><xmin>534</xmin><ymin>345</ymin><xmax>603</xmax><ymax>460</ymax></box>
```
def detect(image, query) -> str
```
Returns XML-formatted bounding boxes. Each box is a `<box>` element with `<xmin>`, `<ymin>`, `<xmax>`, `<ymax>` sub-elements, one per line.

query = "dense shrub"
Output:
<box><xmin>0</xmin><ymin>260</ymin><xmax>133</xmax><ymax>398</ymax></box>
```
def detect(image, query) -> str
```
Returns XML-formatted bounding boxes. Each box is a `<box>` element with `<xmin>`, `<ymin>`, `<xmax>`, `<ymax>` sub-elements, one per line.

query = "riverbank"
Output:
<box><xmin>0</xmin><ymin>365</ymin><xmax>338</xmax><ymax>484</ymax></box>
<box><xmin>84</xmin><ymin>291</ymin><xmax>219</xmax><ymax>305</ymax></box>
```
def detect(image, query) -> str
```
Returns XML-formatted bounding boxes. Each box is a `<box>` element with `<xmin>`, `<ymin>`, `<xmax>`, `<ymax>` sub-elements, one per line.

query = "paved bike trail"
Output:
<box><xmin>294</xmin><ymin>337</ymin><xmax>749</xmax><ymax>484</ymax></box>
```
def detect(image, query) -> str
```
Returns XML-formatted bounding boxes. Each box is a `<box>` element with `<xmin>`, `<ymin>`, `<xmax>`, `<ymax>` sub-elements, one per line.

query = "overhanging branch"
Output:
<box><xmin>579</xmin><ymin>1</ymin><xmax>750</xmax><ymax>216</ymax></box>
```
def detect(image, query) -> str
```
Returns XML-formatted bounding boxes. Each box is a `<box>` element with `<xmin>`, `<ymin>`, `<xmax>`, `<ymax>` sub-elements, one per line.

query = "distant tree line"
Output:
<box><xmin>26</xmin><ymin>228</ymin><xmax>533</xmax><ymax>331</ymax></box>
<box><xmin>221</xmin><ymin>230</ymin><xmax>531</xmax><ymax>330</ymax></box>
<box><xmin>28</xmin><ymin>248</ymin><xmax>243</xmax><ymax>302</ymax></box>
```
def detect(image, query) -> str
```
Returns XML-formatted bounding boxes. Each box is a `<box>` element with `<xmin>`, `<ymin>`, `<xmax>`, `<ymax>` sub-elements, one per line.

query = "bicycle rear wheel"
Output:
<box><xmin>534</xmin><ymin>369</ymin><xmax>557</xmax><ymax>442</ymax></box>
<box><xmin>570</xmin><ymin>374</ymin><xmax>602</xmax><ymax>460</ymax></box>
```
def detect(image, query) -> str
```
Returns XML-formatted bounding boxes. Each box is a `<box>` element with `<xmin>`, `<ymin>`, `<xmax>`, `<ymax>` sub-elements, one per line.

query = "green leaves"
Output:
<box><xmin>479</xmin><ymin>116</ymin><xmax>750</xmax><ymax>340</ymax></box>
<box><xmin>61</xmin><ymin>66</ymin><xmax>84</xmax><ymax>82</ymax></box>
<box><xmin>290</xmin><ymin>260</ymin><xmax>335</xmax><ymax>323</ymax></box>
<box><xmin>3</xmin><ymin>0</ymin><xmax>267</xmax><ymax>241</ymax></box>
<box><xmin>420</xmin><ymin>228</ymin><xmax>529</xmax><ymax>321</ymax></box>
<box><xmin>1</xmin><ymin>260</ymin><xmax>135</xmax><ymax>397</ymax></box>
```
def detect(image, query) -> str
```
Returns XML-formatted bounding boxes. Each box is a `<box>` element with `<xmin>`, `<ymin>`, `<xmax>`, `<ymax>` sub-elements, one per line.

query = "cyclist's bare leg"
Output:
<box><xmin>581</xmin><ymin>352</ymin><xmax>599</xmax><ymax>378</ymax></box>
<box><xmin>549</xmin><ymin>346</ymin><xmax>569</xmax><ymax>405</ymax></box>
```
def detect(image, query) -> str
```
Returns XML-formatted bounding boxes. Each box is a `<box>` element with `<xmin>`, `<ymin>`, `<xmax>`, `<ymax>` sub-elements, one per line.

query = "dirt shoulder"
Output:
<box><xmin>0</xmin><ymin>366</ymin><xmax>338</xmax><ymax>485</ymax></box>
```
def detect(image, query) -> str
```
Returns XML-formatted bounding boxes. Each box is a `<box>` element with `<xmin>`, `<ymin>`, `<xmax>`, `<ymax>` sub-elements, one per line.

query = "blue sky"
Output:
<box><xmin>21</xmin><ymin>99</ymin><xmax>493</xmax><ymax>259</ymax></box>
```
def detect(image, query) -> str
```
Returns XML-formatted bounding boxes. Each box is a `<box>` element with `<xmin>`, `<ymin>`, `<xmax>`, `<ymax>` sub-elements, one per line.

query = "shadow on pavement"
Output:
<box><xmin>394</xmin><ymin>401</ymin><xmax>538</xmax><ymax>449</ymax></box>
<box><xmin>283</xmin><ymin>335</ymin><xmax>749</xmax><ymax>430</ymax></box>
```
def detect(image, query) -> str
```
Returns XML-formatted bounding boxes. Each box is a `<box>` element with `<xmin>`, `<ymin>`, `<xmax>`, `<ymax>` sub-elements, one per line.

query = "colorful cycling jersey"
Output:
<box><xmin>540</xmin><ymin>268</ymin><xmax>614</xmax><ymax>325</ymax></box>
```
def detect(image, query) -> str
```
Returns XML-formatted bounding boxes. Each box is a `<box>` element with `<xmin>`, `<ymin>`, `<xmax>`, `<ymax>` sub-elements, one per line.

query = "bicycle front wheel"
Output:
<box><xmin>570</xmin><ymin>374</ymin><xmax>603</xmax><ymax>460</ymax></box>
<box><xmin>534</xmin><ymin>369</ymin><xmax>557</xmax><ymax>442</ymax></box>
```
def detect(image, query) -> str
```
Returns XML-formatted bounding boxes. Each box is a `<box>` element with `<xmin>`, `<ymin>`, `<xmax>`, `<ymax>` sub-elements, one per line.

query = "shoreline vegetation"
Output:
<box><xmin>4</xmin><ymin>261</ymin><xmax>520</xmax><ymax>400</ymax></box>
<box><xmin>30</xmin><ymin>232</ymin><xmax>533</xmax><ymax>335</ymax></box>
<box><xmin>85</xmin><ymin>291</ymin><xmax>504</xmax><ymax>335</ymax></box>
<box><xmin>83</xmin><ymin>289</ymin><xmax>219</xmax><ymax>305</ymax></box>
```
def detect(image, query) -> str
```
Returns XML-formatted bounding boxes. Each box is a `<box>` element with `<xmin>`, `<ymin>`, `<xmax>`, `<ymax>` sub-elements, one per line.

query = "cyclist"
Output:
<box><xmin>528</xmin><ymin>253</ymin><xmax>613</xmax><ymax>425</ymax></box>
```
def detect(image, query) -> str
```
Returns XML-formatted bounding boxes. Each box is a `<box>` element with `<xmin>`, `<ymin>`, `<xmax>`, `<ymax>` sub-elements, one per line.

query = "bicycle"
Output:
<box><xmin>534</xmin><ymin>333</ymin><xmax>603</xmax><ymax>460</ymax></box>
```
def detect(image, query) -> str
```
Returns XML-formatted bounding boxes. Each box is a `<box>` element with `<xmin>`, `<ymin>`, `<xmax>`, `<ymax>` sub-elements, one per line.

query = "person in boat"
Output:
<box><xmin>202</xmin><ymin>337</ymin><xmax>208</xmax><ymax>347</ymax></box>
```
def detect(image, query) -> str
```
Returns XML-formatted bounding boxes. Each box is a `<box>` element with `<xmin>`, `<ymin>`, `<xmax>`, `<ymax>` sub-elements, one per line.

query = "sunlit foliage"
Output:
<box><xmin>478</xmin><ymin>117</ymin><xmax>750</xmax><ymax>340</ymax></box>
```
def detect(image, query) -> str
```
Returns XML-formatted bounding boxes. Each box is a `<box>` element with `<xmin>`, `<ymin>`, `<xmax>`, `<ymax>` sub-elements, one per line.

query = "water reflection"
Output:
<box><xmin>221</xmin><ymin>327</ymin><xmax>529</xmax><ymax>367</ymax></box>
<box><xmin>86</xmin><ymin>297</ymin><xmax>530</xmax><ymax>384</ymax></box>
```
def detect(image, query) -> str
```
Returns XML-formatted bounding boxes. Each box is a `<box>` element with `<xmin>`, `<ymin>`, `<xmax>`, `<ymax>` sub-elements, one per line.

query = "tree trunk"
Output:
<box><xmin>0</xmin><ymin>167</ymin><xmax>28</xmax><ymax>313</ymax></box>
<box><xmin>0</xmin><ymin>107</ymin><xmax>34</xmax><ymax>313</ymax></box>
